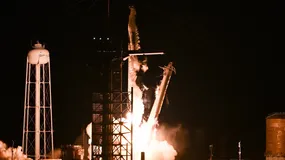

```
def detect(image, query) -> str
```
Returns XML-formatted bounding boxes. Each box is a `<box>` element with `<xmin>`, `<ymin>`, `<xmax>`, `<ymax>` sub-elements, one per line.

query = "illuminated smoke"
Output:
<box><xmin>128</xmin><ymin>55</ymin><xmax>145</xmax><ymax>127</ymax></box>
<box><xmin>0</xmin><ymin>140</ymin><xmax>62</xmax><ymax>160</ymax></box>
<box><xmin>84</xmin><ymin>56</ymin><xmax>180</xmax><ymax>160</ymax></box>
<box><xmin>0</xmin><ymin>140</ymin><xmax>30</xmax><ymax>160</ymax></box>
<box><xmin>128</xmin><ymin>6</ymin><xmax>141</xmax><ymax>51</ymax></box>
<box><xmin>129</xmin><ymin>55</ymin><xmax>178</xmax><ymax>160</ymax></box>
<box><xmin>156</xmin><ymin>124</ymin><xmax>189</xmax><ymax>157</ymax></box>
<box><xmin>50</xmin><ymin>148</ymin><xmax>62</xmax><ymax>159</ymax></box>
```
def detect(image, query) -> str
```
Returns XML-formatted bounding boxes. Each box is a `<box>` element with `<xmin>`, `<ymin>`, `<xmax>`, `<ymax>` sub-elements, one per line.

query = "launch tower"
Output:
<box><xmin>91</xmin><ymin>38</ymin><xmax>133</xmax><ymax>160</ymax></box>
<box><xmin>22</xmin><ymin>42</ymin><xmax>54</xmax><ymax>160</ymax></box>
<box><xmin>91</xmin><ymin>7</ymin><xmax>133</xmax><ymax>160</ymax></box>
<box><xmin>91</xmin><ymin>61</ymin><xmax>133</xmax><ymax>160</ymax></box>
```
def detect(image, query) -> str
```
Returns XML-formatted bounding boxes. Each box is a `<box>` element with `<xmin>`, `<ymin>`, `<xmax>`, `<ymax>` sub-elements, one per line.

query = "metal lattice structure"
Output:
<box><xmin>92</xmin><ymin>58</ymin><xmax>133</xmax><ymax>160</ymax></box>
<box><xmin>22</xmin><ymin>43</ymin><xmax>54</xmax><ymax>160</ymax></box>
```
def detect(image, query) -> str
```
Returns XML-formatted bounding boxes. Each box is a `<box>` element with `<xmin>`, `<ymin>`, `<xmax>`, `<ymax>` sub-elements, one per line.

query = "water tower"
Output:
<box><xmin>22</xmin><ymin>41</ymin><xmax>54</xmax><ymax>160</ymax></box>
<box><xmin>265</xmin><ymin>113</ymin><xmax>285</xmax><ymax>160</ymax></box>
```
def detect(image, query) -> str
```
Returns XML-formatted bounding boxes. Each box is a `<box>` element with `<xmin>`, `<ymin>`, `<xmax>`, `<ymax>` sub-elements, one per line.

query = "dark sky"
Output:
<box><xmin>0</xmin><ymin>0</ymin><xmax>282</xmax><ymax>159</ymax></box>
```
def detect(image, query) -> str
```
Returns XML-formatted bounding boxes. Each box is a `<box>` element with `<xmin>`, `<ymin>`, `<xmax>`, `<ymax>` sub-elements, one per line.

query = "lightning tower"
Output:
<box><xmin>22</xmin><ymin>42</ymin><xmax>54</xmax><ymax>160</ymax></box>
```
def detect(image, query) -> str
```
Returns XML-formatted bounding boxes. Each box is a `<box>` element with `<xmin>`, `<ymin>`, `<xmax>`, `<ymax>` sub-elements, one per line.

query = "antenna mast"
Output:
<box><xmin>238</xmin><ymin>141</ymin><xmax>242</xmax><ymax>160</ymax></box>
<box><xmin>209</xmin><ymin>144</ymin><xmax>213</xmax><ymax>160</ymax></box>
<box><xmin>107</xmin><ymin>0</ymin><xmax>110</xmax><ymax>19</ymax></box>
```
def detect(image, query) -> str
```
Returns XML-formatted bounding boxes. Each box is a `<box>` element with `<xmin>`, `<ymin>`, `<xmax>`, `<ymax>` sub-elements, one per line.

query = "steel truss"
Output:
<box><xmin>92</xmin><ymin>91</ymin><xmax>132</xmax><ymax>160</ymax></box>
<box><xmin>22</xmin><ymin>61</ymin><xmax>54</xmax><ymax>159</ymax></box>
<box><xmin>91</xmin><ymin>58</ymin><xmax>133</xmax><ymax>160</ymax></box>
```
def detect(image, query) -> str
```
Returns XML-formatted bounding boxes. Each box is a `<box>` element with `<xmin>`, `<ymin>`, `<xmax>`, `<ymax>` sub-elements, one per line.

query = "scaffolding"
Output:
<box><xmin>91</xmin><ymin>57</ymin><xmax>133</xmax><ymax>160</ymax></box>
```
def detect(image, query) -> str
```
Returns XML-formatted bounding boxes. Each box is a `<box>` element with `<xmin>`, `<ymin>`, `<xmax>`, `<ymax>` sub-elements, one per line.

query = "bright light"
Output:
<box><xmin>128</xmin><ymin>55</ymin><xmax>177</xmax><ymax>160</ymax></box>
<box><xmin>86</xmin><ymin>55</ymin><xmax>178</xmax><ymax>160</ymax></box>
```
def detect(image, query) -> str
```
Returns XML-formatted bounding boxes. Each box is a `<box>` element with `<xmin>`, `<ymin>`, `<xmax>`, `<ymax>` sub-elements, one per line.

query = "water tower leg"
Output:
<box><xmin>35</xmin><ymin>63</ymin><xmax>41</xmax><ymax>160</ymax></box>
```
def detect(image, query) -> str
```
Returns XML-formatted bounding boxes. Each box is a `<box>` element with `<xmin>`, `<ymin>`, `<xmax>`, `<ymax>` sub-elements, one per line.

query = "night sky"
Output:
<box><xmin>0</xmin><ymin>0</ymin><xmax>282</xmax><ymax>159</ymax></box>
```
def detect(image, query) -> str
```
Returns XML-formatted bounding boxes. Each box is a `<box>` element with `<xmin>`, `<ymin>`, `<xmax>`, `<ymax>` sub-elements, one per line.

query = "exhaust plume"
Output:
<box><xmin>156</xmin><ymin>124</ymin><xmax>189</xmax><ymax>155</ymax></box>
<box><xmin>128</xmin><ymin>6</ymin><xmax>141</xmax><ymax>51</ymax></box>
<box><xmin>129</xmin><ymin>55</ymin><xmax>179</xmax><ymax>159</ymax></box>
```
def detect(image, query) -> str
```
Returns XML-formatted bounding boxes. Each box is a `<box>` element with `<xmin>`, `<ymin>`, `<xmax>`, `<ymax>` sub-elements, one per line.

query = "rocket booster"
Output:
<box><xmin>148</xmin><ymin>62</ymin><xmax>176</xmax><ymax>123</ymax></box>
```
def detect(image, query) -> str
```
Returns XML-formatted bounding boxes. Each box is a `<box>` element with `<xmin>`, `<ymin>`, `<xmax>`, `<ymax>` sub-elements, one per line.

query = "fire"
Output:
<box><xmin>128</xmin><ymin>91</ymin><xmax>177</xmax><ymax>160</ymax></box>
<box><xmin>128</xmin><ymin>55</ymin><xmax>177</xmax><ymax>160</ymax></box>
<box><xmin>86</xmin><ymin>101</ymin><xmax>178</xmax><ymax>160</ymax></box>
<box><xmin>86</xmin><ymin>55</ymin><xmax>178</xmax><ymax>160</ymax></box>
<box><xmin>87</xmin><ymin>109</ymin><xmax>178</xmax><ymax>160</ymax></box>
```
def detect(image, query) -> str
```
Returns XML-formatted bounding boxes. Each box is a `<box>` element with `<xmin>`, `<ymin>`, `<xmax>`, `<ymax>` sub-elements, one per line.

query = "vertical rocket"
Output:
<box><xmin>147</xmin><ymin>62</ymin><xmax>176</xmax><ymax>124</ymax></box>
<box><xmin>141</xmin><ymin>62</ymin><xmax>176</xmax><ymax>149</ymax></box>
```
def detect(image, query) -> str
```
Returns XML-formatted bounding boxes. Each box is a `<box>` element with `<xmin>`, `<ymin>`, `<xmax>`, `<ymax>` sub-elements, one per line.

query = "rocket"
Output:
<box><xmin>147</xmin><ymin>62</ymin><xmax>176</xmax><ymax>124</ymax></box>
<box><xmin>141</xmin><ymin>62</ymin><xmax>175</xmax><ymax>149</ymax></box>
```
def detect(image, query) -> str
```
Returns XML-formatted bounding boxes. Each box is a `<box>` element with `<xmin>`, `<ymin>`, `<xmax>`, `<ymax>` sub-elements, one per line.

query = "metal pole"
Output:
<box><xmin>107</xmin><ymin>0</ymin><xmax>110</xmax><ymax>18</ymax></box>
<box><xmin>238</xmin><ymin>141</ymin><xmax>241</xmax><ymax>160</ymax></box>
<box><xmin>43</xmin><ymin>64</ymin><xmax>47</xmax><ymax>157</ymax></box>
<box><xmin>209</xmin><ymin>144</ymin><xmax>213</xmax><ymax>160</ymax></box>
<box><xmin>12</xmin><ymin>140</ymin><xmax>14</xmax><ymax>160</ymax></box>
<box><xmin>141</xmin><ymin>152</ymin><xmax>145</xmax><ymax>160</ymax></box>
<box><xmin>131</xmin><ymin>87</ymin><xmax>134</xmax><ymax>160</ymax></box>
<box><xmin>48</xmin><ymin>59</ymin><xmax>55</xmax><ymax>158</ymax></box>
<box><xmin>25</xmin><ymin>63</ymin><xmax>31</xmax><ymax>155</ymax></box>
<box><xmin>123</xmin><ymin>52</ymin><xmax>164</xmax><ymax>61</ymax></box>
<box><xmin>22</xmin><ymin>60</ymin><xmax>29</xmax><ymax>155</ymax></box>
<box><xmin>35</xmin><ymin>63</ymin><xmax>41</xmax><ymax>160</ymax></box>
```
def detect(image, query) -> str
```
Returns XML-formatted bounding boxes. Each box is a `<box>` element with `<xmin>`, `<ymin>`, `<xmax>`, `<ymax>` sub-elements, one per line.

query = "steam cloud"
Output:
<box><xmin>0</xmin><ymin>140</ymin><xmax>62</xmax><ymax>160</ymax></box>
<box><xmin>156</xmin><ymin>124</ymin><xmax>189</xmax><ymax>156</ymax></box>
<box><xmin>0</xmin><ymin>140</ymin><xmax>30</xmax><ymax>160</ymax></box>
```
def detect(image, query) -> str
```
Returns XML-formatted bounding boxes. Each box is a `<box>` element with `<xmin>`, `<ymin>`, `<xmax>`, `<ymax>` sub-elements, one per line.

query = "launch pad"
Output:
<box><xmin>90</xmin><ymin>51</ymin><xmax>172</xmax><ymax>160</ymax></box>
<box><xmin>19</xmin><ymin>4</ymin><xmax>176</xmax><ymax>160</ymax></box>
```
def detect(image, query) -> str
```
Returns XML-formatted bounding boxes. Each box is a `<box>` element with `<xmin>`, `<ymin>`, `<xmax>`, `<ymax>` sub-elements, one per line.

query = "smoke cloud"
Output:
<box><xmin>128</xmin><ymin>6</ymin><xmax>141</xmax><ymax>51</ymax></box>
<box><xmin>49</xmin><ymin>148</ymin><xmax>62</xmax><ymax>159</ymax></box>
<box><xmin>156</xmin><ymin>124</ymin><xmax>189</xmax><ymax>156</ymax></box>
<box><xmin>0</xmin><ymin>140</ymin><xmax>30</xmax><ymax>160</ymax></box>
<box><xmin>0</xmin><ymin>140</ymin><xmax>62</xmax><ymax>160</ymax></box>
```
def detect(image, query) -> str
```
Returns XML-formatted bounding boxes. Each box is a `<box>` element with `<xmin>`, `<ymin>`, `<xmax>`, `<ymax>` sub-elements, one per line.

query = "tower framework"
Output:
<box><xmin>91</xmin><ymin>58</ymin><xmax>133</xmax><ymax>160</ymax></box>
<box><xmin>22</xmin><ymin>42</ymin><xmax>54</xmax><ymax>160</ymax></box>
